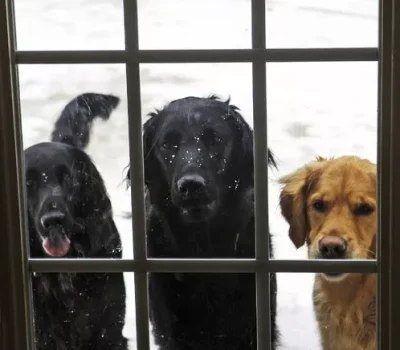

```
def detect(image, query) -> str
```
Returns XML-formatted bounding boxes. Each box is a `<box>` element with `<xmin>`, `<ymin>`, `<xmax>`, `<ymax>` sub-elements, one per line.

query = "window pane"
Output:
<box><xmin>266</xmin><ymin>0</ymin><xmax>378</xmax><ymax>48</ymax></box>
<box><xmin>140</xmin><ymin>63</ymin><xmax>252</xmax><ymax>114</ymax></box>
<box><xmin>137</xmin><ymin>0</ymin><xmax>251</xmax><ymax>49</ymax></box>
<box><xmin>278</xmin><ymin>273</ymin><xmax>377</xmax><ymax>349</ymax></box>
<box><xmin>14</xmin><ymin>0</ymin><xmax>125</xmax><ymax>50</ymax></box>
<box><xmin>277</xmin><ymin>273</ymin><xmax>320</xmax><ymax>349</ymax></box>
<box><xmin>18</xmin><ymin>64</ymin><xmax>133</xmax><ymax>259</ymax></box>
<box><xmin>138</xmin><ymin>64</ymin><xmax>255</xmax><ymax>258</ymax></box>
<box><xmin>30</xmin><ymin>272</ymin><xmax>135</xmax><ymax>349</ymax></box>
<box><xmin>267</xmin><ymin>62</ymin><xmax>378</xmax><ymax>260</ymax></box>
<box><xmin>145</xmin><ymin>273</ymin><xmax>276</xmax><ymax>349</ymax></box>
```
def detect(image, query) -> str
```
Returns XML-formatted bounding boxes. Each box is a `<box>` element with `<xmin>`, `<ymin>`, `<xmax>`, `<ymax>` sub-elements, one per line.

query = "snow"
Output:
<box><xmin>14</xmin><ymin>0</ymin><xmax>378</xmax><ymax>349</ymax></box>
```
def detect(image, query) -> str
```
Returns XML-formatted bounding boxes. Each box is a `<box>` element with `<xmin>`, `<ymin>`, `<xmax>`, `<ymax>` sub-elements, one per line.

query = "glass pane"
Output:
<box><xmin>30</xmin><ymin>272</ymin><xmax>135</xmax><ymax>349</ymax></box>
<box><xmin>137</xmin><ymin>63</ymin><xmax>254</xmax><ymax>253</ymax></box>
<box><xmin>145</xmin><ymin>273</ymin><xmax>276</xmax><ymax>349</ymax></box>
<box><xmin>18</xmin><ymin>64</ymin><xmax>133</xmax><ymax>259</ymax></box>
<box><xmin>266</xmin><ymin>0</ymin><xmax>378</xmax><ymax>48</ymax></box>
<box><xmin>278</xmin><ymin>273</ymin><xmax>376</xmax><ymax>349</ymax></box>
<box><xmin>139</xmin><ymin>63</ymin><xmax>252</xmax><ymax>123</ymax></box>
<box><xmin>267</xmin><ymin>62</ymin><xmax>378</xmax><ymax>260</ymax></box>
<box><xmin>14</xmin><ymin>0</ymin><xmax>125</xmax><ymax>50</ymax></box>
<box><xmin>138</xmin><ymin>0</ymin><xmax>251</xmax><ymax>49</ymax></box>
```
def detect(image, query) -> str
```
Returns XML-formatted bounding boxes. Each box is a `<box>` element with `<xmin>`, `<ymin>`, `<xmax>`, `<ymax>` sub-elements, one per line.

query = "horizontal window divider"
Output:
<box><xmin>15</xmin><ymin>47</ymin><xmax>378</xmax><ymax>65</ymax></box>
<box><xmin>16</xmin><ymin>50</ymin><xmax>127</xmax><ymax>64</ymax></box>
<box><xmin>29</xmin><ymin>258</ymin><xmax>377</xmax><ymax>274</ymax></box>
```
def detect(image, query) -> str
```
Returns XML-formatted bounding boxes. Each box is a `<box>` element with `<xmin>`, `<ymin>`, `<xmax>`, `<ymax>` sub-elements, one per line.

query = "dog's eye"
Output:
<box><xmin>312</xmin><ymin>200</ymin><xmax>328</xmax><ymax>212</ymax></box>
<box><xmin>161</xmin><ymin>132</ymin><xmax>180</xmax><ymax>151</ymax></box>
<box><xmin>354</xmin><ymin>203</ymin><xmax>374</xmax><ymax>216</ymax></box>
<box><xmin>203</xmin><ymin>129</ymin><xmax>223</xmax><ymax>147</ymax></box>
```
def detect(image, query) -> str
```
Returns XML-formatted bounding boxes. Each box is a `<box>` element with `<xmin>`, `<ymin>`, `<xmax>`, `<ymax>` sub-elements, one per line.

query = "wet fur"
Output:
<box><xmin>27</xmin><ymin>93</ymin><xmax>127</xmax><ymax>349</ymax></box>
<box><xmin>127</xmin><ymin>95</ymin><xmax>278</xmax><ymax>349</ymax></box>
<box><xmin>51</xmin><ymin>93</ymin><xmax>120</xmax><ymax>149</ymax></box>
<box><xmin>279</xmin><ymin>156</ymin><xmax>377</xmax><ymax>350</ymax></box>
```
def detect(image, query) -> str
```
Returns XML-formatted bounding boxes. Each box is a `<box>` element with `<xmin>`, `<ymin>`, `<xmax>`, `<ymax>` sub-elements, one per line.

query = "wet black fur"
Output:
<box><xmin>51</xmin><ymin>93</ymin><xmax>120</xmax><ymax>149</ymax></box>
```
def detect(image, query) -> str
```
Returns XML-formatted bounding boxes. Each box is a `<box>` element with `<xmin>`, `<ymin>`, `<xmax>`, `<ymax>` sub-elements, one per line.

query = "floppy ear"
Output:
<box><xmin>125</xmin><ymin>111</ymin><xmax>166</xmax><ymax>202</ymax></box>
<box><xmin>223</xmin><ymin>103</ymin><xmax>255</xmax><ymax>187</ymax></box>
<box><xmin>77</xmin><ymin>156</ymin><xmax>111</xmax><ymax>216</ymax></box>
<box><xmin>279</xmin><ymin>159</ymin><xmax>324</xmax><ymax>249</ymax></box>
<box><xmin>142</xmin><ymin>112</ymin><xmax>159</xmax><ymax>187</ymax></box>
<box><xmin>75</xmin><ymin>154</ymin><xmax>121</xmax><ymax>256</ymax></box>
<box><xmin>142</xmin><ymin>111</ymin><xmax>172</xmax><ymax>205</ymax></box>
<box><xmin>225</xmin><ymin>100</ymin><xmax>277</xmax><ymax>179</ymax></box>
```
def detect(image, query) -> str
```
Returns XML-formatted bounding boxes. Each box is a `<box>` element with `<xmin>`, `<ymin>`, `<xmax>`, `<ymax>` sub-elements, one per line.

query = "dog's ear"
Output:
<box><xmin>368</xmin><ymin>235</ymin><xmax>377</xmax><ymax>259</ymax></box>
<box><xmin>225</xmin><ymin>101</ymin><xmax>277</xmax><ymax>178</ymax></box>
<box><xmin>76</xmin><ymin>155</ymin><xmax>121</xmax><ymax>255</ymax></box>
<box><xmin>223</xmin><ymin>103</ymin><xmax>255</xmax><ymax>186</ymax></box>
<box><xmin>143</xmin><ymin>111</ymin><xmax>162</xmax><ymax>187</ymax></box>
<box><xmin>75</xmin><ymin>154</ymin><xmax>113</xmax><ymax>221</ymax></box>
<box><xmin>142</xmin><ymin>111</ymin><xmax>172</xmax><ymax>206</ymax></box>
<box><xmin>279</xmin><ymin>159</ymin><xmax>325</xmax><ymax>249</ymax></box>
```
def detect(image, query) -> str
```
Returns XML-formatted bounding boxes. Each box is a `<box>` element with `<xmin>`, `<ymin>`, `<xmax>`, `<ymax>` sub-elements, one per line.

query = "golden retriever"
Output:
<box><xmin>279</xmin><ymin>156</ymin><xmax>376</xmax><ymax>350</ymax></box>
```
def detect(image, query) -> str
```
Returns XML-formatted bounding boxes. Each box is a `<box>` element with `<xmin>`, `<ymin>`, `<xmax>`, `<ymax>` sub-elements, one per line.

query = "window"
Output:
<box><xmin>0</xmin><ymin>0</ymin><xmax>399</xmax><ymax>349</ymax></box>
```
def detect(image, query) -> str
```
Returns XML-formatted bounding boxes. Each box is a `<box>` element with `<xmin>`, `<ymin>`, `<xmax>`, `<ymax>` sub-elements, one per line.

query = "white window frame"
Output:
<box><xmin>0</xmin><ymin>0</ymin><xmax>398</xmax><ymax>349</ymax></box>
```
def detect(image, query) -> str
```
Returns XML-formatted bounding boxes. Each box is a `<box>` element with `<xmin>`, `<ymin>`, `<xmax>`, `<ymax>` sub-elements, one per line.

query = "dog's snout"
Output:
<box><xmin>318</xmin><ymin>236</ymin><xmax>347</xmax><ymax>259</ymax></box>
<box><xmin>177</xmin><ymin>174</ymin><xmax>206</xmax><ymax>197</ymax></box>
<box><xmin>40</xmin><ymin>211</ymin><xmax>66</xmax><ymax>229</ymax></box>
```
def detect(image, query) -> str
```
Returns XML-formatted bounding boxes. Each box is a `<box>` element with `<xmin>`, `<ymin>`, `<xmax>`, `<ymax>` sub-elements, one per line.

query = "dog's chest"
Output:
<box><xmin>313</xmin><ymin>283</ymin><xmax>376</xmax><ymax>350</ymax></box>
<box><xmin>32</xmin><ymin>274</ymin><xmax>107</xmax><ymax>330</ymax></box>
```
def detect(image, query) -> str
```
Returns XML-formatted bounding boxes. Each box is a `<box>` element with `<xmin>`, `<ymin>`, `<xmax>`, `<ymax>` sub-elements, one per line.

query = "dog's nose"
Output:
<box><xmin>318</xmin><ymin>236</ymin><xmax>347</xmax><ymax>259</ymax></box>
<box><xmin>177</xmin><ymin>174</ymin><xmax>206</xmax><ymax>198</ymax></box>
<box><xmin>40</xmin><ymin>211</ymin><xmax>66</xmax><ymax>229</ymax></box>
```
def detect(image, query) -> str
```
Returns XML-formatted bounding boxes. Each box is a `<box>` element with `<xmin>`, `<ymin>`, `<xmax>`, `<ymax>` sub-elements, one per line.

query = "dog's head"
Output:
<box><xmin>24</xmin><ymin>142</ymin><xmax>112</xmax><ymax>258</ymax></box>
<box><xmin>132</xmin><ymin>95</ymin><xmax>274</xmax><ymax>224</ymax></box>
<box><xmin>279</xmin><ymin>156</ymin><xmax>377</xmax><ymax>281</ymax></box>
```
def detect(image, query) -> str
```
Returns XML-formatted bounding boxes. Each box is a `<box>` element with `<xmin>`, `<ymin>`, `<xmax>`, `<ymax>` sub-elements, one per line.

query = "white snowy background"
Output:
<box><xmin>14</xmin><ymin>0</ymin><xmax>378</xmax><ymax>349</ymax></box>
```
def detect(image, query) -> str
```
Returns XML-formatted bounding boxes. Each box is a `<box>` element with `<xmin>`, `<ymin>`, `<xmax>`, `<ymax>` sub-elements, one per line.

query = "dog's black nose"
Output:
<box><xmin>40</xmin><ymin>211</ymin><xmax>66</xmax><ymax>229</ymax></box>
<box><xmin>177</xmin><ymin>174</ymin><xmax>207</xmax><ymax>198</ymax></box>
<box><xmin>318</xmin><ymin>236</ymin><xmax>347</xmax><ymax>259</ymax></box>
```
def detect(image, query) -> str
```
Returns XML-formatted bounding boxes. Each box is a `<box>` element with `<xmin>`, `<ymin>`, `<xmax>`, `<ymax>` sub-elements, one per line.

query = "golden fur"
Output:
<box><xmin>279</xmin><ymin>156</ymin><xmax>377</xmax><ymax>350</ymax></box>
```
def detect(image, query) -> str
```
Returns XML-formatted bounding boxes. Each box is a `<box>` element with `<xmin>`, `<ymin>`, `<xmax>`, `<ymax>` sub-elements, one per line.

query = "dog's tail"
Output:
<box><xmin>51</xmin><ymin>93</ymin><xmax>120</xmax><ymax>150</ymax></box>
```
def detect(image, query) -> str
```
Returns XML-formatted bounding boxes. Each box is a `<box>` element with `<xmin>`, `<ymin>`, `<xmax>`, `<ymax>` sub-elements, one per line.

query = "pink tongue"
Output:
<box><xmin>42</xmin><ymin>237</ymin><xmax>71</xmax><ymax>257</ymax></box>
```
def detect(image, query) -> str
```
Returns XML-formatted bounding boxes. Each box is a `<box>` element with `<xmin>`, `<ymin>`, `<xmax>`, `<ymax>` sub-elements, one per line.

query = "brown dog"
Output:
<box><xmin>279</xmin><ymin>156</ymin><xmax>377</xmax><ymax>350</ymax></box>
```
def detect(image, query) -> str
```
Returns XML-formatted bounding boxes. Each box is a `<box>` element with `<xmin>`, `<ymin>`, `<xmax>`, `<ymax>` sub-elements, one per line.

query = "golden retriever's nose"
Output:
<box><xmin>318</xmin><ymin>236</ymin><xmax>347</xmax><ymax>259</ymax></box>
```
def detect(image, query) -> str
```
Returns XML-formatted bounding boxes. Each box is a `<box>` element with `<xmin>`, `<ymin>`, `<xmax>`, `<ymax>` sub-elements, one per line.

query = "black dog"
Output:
<box><xmin>127</xmin><ymin>95</ymin><xmax>278</xmax><ymax>349</ymax></box>
<box><xmin>27</xmin><ymin>93</ymin><xmax>128</xmax><ymax>350</ymax></box>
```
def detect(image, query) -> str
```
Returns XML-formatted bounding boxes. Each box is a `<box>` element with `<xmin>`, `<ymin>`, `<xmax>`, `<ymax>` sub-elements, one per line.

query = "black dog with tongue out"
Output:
<box><xmin>26</xmin><ymin>93</ymin><xmax>128</xmax><ymax>350</ymax></box>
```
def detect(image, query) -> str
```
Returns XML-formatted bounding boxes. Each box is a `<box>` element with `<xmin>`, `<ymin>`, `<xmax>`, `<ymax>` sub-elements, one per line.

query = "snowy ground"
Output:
<box><xmin>14</xmin><ymin>0</ymin><xmax>378</xmax><ymax>349</ymax></box>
